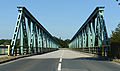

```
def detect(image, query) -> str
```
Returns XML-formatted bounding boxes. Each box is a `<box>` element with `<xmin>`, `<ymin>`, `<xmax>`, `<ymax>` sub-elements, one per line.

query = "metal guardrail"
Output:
<box><xmin>111</xmin><ymin>43</ymin><xmax>120</xmax><ymax>59</ymax></box>
<box><xmin>69</xmin><ymin>45</ymin><xmax>111</xmax><ymax>58</ymax></box>
<box><xmin>9</xmin><ymin>46</ymin><xmax>58</xmax><ymax>56</ymax></box>
<box><xmin>0</xmin><ymin>45</ymin><xmax>58</xmax><ymax>56</ymax></box>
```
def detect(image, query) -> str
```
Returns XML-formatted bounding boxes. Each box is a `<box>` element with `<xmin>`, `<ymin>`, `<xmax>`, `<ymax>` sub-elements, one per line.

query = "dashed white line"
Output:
<box><xmin>59</xmin><ymin>58</ymin><xmax>62</xmax><ymax>62</ymax></box>
<box><xmin>58</xmin><ymin>58</ymin><xmax>62</xmax><ymax>71</ymax></box>
<box><xmin>57</xmin><ymin>50</ymin><xmax>64</xmax><ymax>71</ymax></box>
<box><xmin>58</xmin><ymin>63</ymin><xmax>62</xmax><ymax>71</ymax></box>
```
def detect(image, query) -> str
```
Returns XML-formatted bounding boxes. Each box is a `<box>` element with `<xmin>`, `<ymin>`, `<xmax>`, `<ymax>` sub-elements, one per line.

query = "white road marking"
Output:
<box><xmin>59</xmin><ymin>58</ymin><xmax>62</xmax><ymax>62</ymax></box>
<box><xmin>57</xmin><ymin>50</ymin><xmax>64</xmax><ymax>71</ymax></box>
<box><xmin>0</xmin><ymin>58</ymin><xmax>25</xmax><ymax>66</ymax></box>
<box><xmin>58</xmin><ymin>63</ymin><xmax>61</xmax><ymax>71</ymax></box>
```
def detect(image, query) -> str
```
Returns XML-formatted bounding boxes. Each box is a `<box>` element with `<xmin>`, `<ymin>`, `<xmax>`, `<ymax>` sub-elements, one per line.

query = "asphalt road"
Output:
<box><xmin>0</xmin><ymin>49</ymin><xmax>120</xmax><ymax>71</ymax></box>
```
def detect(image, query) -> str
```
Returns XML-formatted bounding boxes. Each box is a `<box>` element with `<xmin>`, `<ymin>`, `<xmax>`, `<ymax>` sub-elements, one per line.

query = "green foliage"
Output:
<box><xmin>0</xmin><ymin>37</ymin><xmax>70</xmax><ymax>48</ymax></box>
<box><xmin>115</xmin><ymin>0</ymin><xmax>120</xmax><ymax>5</ymax></box>
<box><xmin>110</xmin><ymin>23</ymin><xmax>120</xmax><ymax>43</ymax></box>
<box><xmin>0</xmin><ymin>38</ymin><xmax>25</xmax><ymax>46</ymax></box>
<box><xmin>53</xmin><ymin>36</ymin><xmax>70</xmax><ymax>48</ymax></box>
<box><xmin>0</xmin><ymin>39</ymin><xmax>11</xmax><ymax>45</ymax></box>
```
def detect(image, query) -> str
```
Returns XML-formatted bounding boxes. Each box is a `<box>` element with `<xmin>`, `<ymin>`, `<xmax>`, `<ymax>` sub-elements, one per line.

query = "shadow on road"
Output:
<box><xmin>71</xmin><ymin>57</ymin><xmax>106</xmax><ymax>61</ymax></box>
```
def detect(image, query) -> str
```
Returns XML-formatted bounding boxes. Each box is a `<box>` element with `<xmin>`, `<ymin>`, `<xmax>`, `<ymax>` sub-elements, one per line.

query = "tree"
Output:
<box><xmin>0</xmin><ymin>39</ymin><xmax>11</xmax><ymax>45</ymax></box>
<box><xmin>53</xmin><ymin>36</ymin><xmax>70</xmax><ymax>48</ymax></box>
<box><xmin>64</xmin><ymin>39</ymin><xmax>70</xmax><ymax>48</ymax></box>
<box><xmin>115</xmin><ymin>0</ymin><xmax>120</xmax><ymax>5</ymax></box>
<box><xmin>110</xmin><ymin>23</ymin><xmax>120</xmax><ymax>43</ymax></box>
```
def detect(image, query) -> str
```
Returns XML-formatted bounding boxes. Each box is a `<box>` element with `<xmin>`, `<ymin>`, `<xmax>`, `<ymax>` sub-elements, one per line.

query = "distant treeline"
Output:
<box><xmin>0</xmin><ymin>39</ymin><xmax>11</xmax><ymax>45</ymax></box>
<box><xmin>110</xmin><ymin>23</ymin><xmax>120</xmax><ymax>43</ymax></box>
<box><xmin>53</xmin><ymin>37</ymin><xmax>70</xmax><ymax>48</ymax></box>
<box><xmin>0</xmin><ymin>37</ymin><xmax>70</xmax><ymax>48</ymax></box>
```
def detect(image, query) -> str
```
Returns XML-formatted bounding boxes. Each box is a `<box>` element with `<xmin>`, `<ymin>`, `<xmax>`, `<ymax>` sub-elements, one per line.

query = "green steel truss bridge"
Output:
<box><xmin>10</xmin><ymin>6</ymin><xmax>110</xmax><ymax>56</ymax></box>
<box><xmin>1</xmin><ymin>6</ymin><xmax>120</xmax><ymax>71</ymax></box>
<box><xmin>10</xmin><ymin>7</ymin><xmax>59</xmax><ymax>56</ymax></box>
<box><xmin>69</xmin><ymin>7</ymin><xmax>110</xmax><ymax>57</ymax></box>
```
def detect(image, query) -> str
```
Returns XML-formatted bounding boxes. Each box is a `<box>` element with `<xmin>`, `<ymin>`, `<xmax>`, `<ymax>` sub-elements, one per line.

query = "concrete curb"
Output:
<box><xmin>0</xmin><ymin>49</ymin><xmax>59</xmax><ymax>64</ymax></box>
<box><xmin>113</xmin><ymin>59</ymin><xmax>120</xmax><ymax>64</ymax></box>
<box><xmin>0</xmin><ymin>54</ymin><xmax>33</xmax><ymax>64</ymax></box>
<box><xmin>68</xmin><ymin>48</ymin><xmax>113</xmax><ymax>61</ymax></box>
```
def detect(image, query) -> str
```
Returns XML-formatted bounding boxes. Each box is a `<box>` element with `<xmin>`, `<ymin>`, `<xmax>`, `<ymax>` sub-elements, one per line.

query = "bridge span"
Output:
<box><xmin>0</xmin><ymin>49</ymin><xmax>120</xmax><ymax>71</ymax></box>
<box><xmin>0</xmin><ymin>6</ymin><xmax>120</xmax><ymax>71</ymax></box>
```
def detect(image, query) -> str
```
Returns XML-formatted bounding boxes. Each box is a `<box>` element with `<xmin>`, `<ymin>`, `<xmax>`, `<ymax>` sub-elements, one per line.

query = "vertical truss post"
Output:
<box><xmin>82</xmin><ymin>29</ymin><xmax>84</xmax><ymax>48</ymax></box>
<box><xmin>74</xmin><ymin>40</ymin><xmax>75</xmax><ymax>48</ymax></box>
<box><xmin>38</xmin><ymin>28</ymin><xmax>41</xmax><ymax>53</ymax></box>
<box><xmin>40</xmin><ymin>30</ymin><xmax>43</xmax><ymax>53</ymax></box>
<box><xmin>87</xmin><ymin>23</ymin><xmax>91</xmax><ymax>47</ymax></box>
<box><xmin>28</xmin><ymin>19</ymin><xmax>31</xmax><ymax>54</ymax></box>
<box><xmin>78</xmin><ymin>35</ymin><xmax>79</xmax><ymax>48</ymax></box>
<box><xmin>76</xmin><ymin>38</ymin><xmax>77</xmax><ymax>48</ymax></box>
<box><xmin>84</xmin><ymin>28</ymin><xmax>87</xmax><ymax>48</ymax></box>
<box><xmin>91</xmin><ymin>19</ymin><xmax>95</xmax><ymax>53</ymax></box>
<box><xmin>45</xmin><ymin>34</ymin><xmax>47</xmax><ymax>52</ymax></box>
<box><xmin>79</xmin><ymin>34</ymin><xmax>81</xmax><ymax>48</ymax></box>
<box><xmin>39</xmin><ymin>29</ymin><xmax>42</xmax><ymax>52</ymax></box>
<box><xmin>52</xmin><ymin>41</ymin><xmax>55</xmax><ymax>48</ymax></box>
<box><xmin>75</xmin><ymin>39</ymin><xmax>76</xmax><ymax>48</ymax></box>
<box><xmin>20</xmin><ymin>16</ymin><xmax>24</xmax><ymax>55</ymax></box>
<box><xmin>47</xmin><ymin>37</ymin><xmax>49</xmax><ymax>51</ymax></box>
<box><xmin>39</xmin><ymin>29</ymin><xmax>42</xmax><ymax>53</ymax></box>
<box><xmin>82</xmin><ymin>30</ymin><xmax>84</xmax><ymax>50</ymax></box>
<box><xmin>33</xmin><ymin>24</ymin><xmax>36</xmax><ymax>53</ymax></box>
<box><xmin>77</xmin><ymin>38</ymin><xmax>78</xmax><ymax>48</ymax></box>
<box><xmin>83</xmin><ymin>29</ymin><xmax>86</xmax><ymax>48</ymax></box>
<box><xmin>75</xmin><ymin>38</ymin><xmax>77</xmax><ymax>48</ymax></box>
<box><xmin>49</xmin><ymin>38</ymin><xmax>51</xmax><ymax>50</ymax></box>
<box><xmin>47</xmin><ymin>36</ymin><xmax>49</xmax><ymax>49</ymax></box>
<box><xmin>36</xmin><ymin>26</ymin><xmax>39</xmax><ymax>53</ymax></box>
<box><xmin>45</xmin><ymin>35</ymin><xmax>48</xmax><ymax>48</ymax></box>
<box><xmin>30</xmin><ymin>22</ymin><xmax>34</xmax><ymax>53</ymax></box>
<box><xmin>96</xmin><ymin>16</ymin><xmax>102</xmax><ymax>47</ymax></box>
<box><xmin>91</xmin><ymin>19</ymin><xmax>95</xmax><ymax>47</ymax></box>
<box><xmin>87</xmin><ymin>23</ymin><xmax>91</xmax><ymax>52</ymax></box>
<box><xmin>43</xmin><ymin>32</ymin><xmax>45</xmax><ymax>50</ymax></box>
<box><xmin>51</xmin><ymin>40</ymin><xmax>53</xmax><ymax>48</ymax></box>
<box><xmin>72</xmin><ymin>40</ymin><xmax>73</xmax><ymax>48</ymax></box>
<box><xmin>102</xmin><ymin>20</ymin><xmax>109</xmax><ymax>46</ymax></box>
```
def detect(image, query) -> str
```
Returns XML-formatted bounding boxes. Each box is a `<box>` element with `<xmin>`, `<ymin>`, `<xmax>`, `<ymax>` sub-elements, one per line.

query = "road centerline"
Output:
<box><xmin>59</xmin><ymin>58</ymin><xmax>62</xmax><ymax>63</ymax></box>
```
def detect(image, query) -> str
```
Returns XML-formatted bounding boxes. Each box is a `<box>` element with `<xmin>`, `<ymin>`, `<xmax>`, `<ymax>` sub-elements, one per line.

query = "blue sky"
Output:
<box><xmin>0</xmin><ymin>0</ymin><xmax>120</xmax><ymax>40</ymax></box>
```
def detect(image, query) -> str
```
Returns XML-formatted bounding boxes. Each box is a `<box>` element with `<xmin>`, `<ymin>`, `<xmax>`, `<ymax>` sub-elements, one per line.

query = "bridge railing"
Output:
<box><xmin>9</xmin><ymin>45</ymin><xmax>58</xmax><ymax>56</ymax></box>
<box><xmin>69</xmin><ymin>45</ymin><xmax>111</xmax><ymax>58</ymax></box>
<box><xmin>111</xmin><ymin>43</ymin><xmax>120</xmax><ymax>59</ymax></box>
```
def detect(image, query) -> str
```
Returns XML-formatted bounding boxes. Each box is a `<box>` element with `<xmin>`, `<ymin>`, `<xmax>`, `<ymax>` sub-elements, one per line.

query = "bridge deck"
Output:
<box><xmin>0</xmin><ymin>49</ymin><xmax>120</xmax><ymax>71</ymax></box>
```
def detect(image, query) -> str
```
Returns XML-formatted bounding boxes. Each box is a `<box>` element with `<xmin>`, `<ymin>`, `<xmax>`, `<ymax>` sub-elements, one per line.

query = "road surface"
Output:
<box><xmin>0</xmin><ymin>49</ymin><xmax>120</xmax><ymax>71</ymax></box>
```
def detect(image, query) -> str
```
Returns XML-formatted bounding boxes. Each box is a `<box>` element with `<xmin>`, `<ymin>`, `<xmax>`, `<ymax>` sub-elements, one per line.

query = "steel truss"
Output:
<box><xmin>69</xmin><ymin>7</ymin><xmax>110</xmax><ymax>54</ymax></box>
<box><xmin>10</xmin><ymin>7</ymin><xmax>58</xmax><ymax>55</ymax></box>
